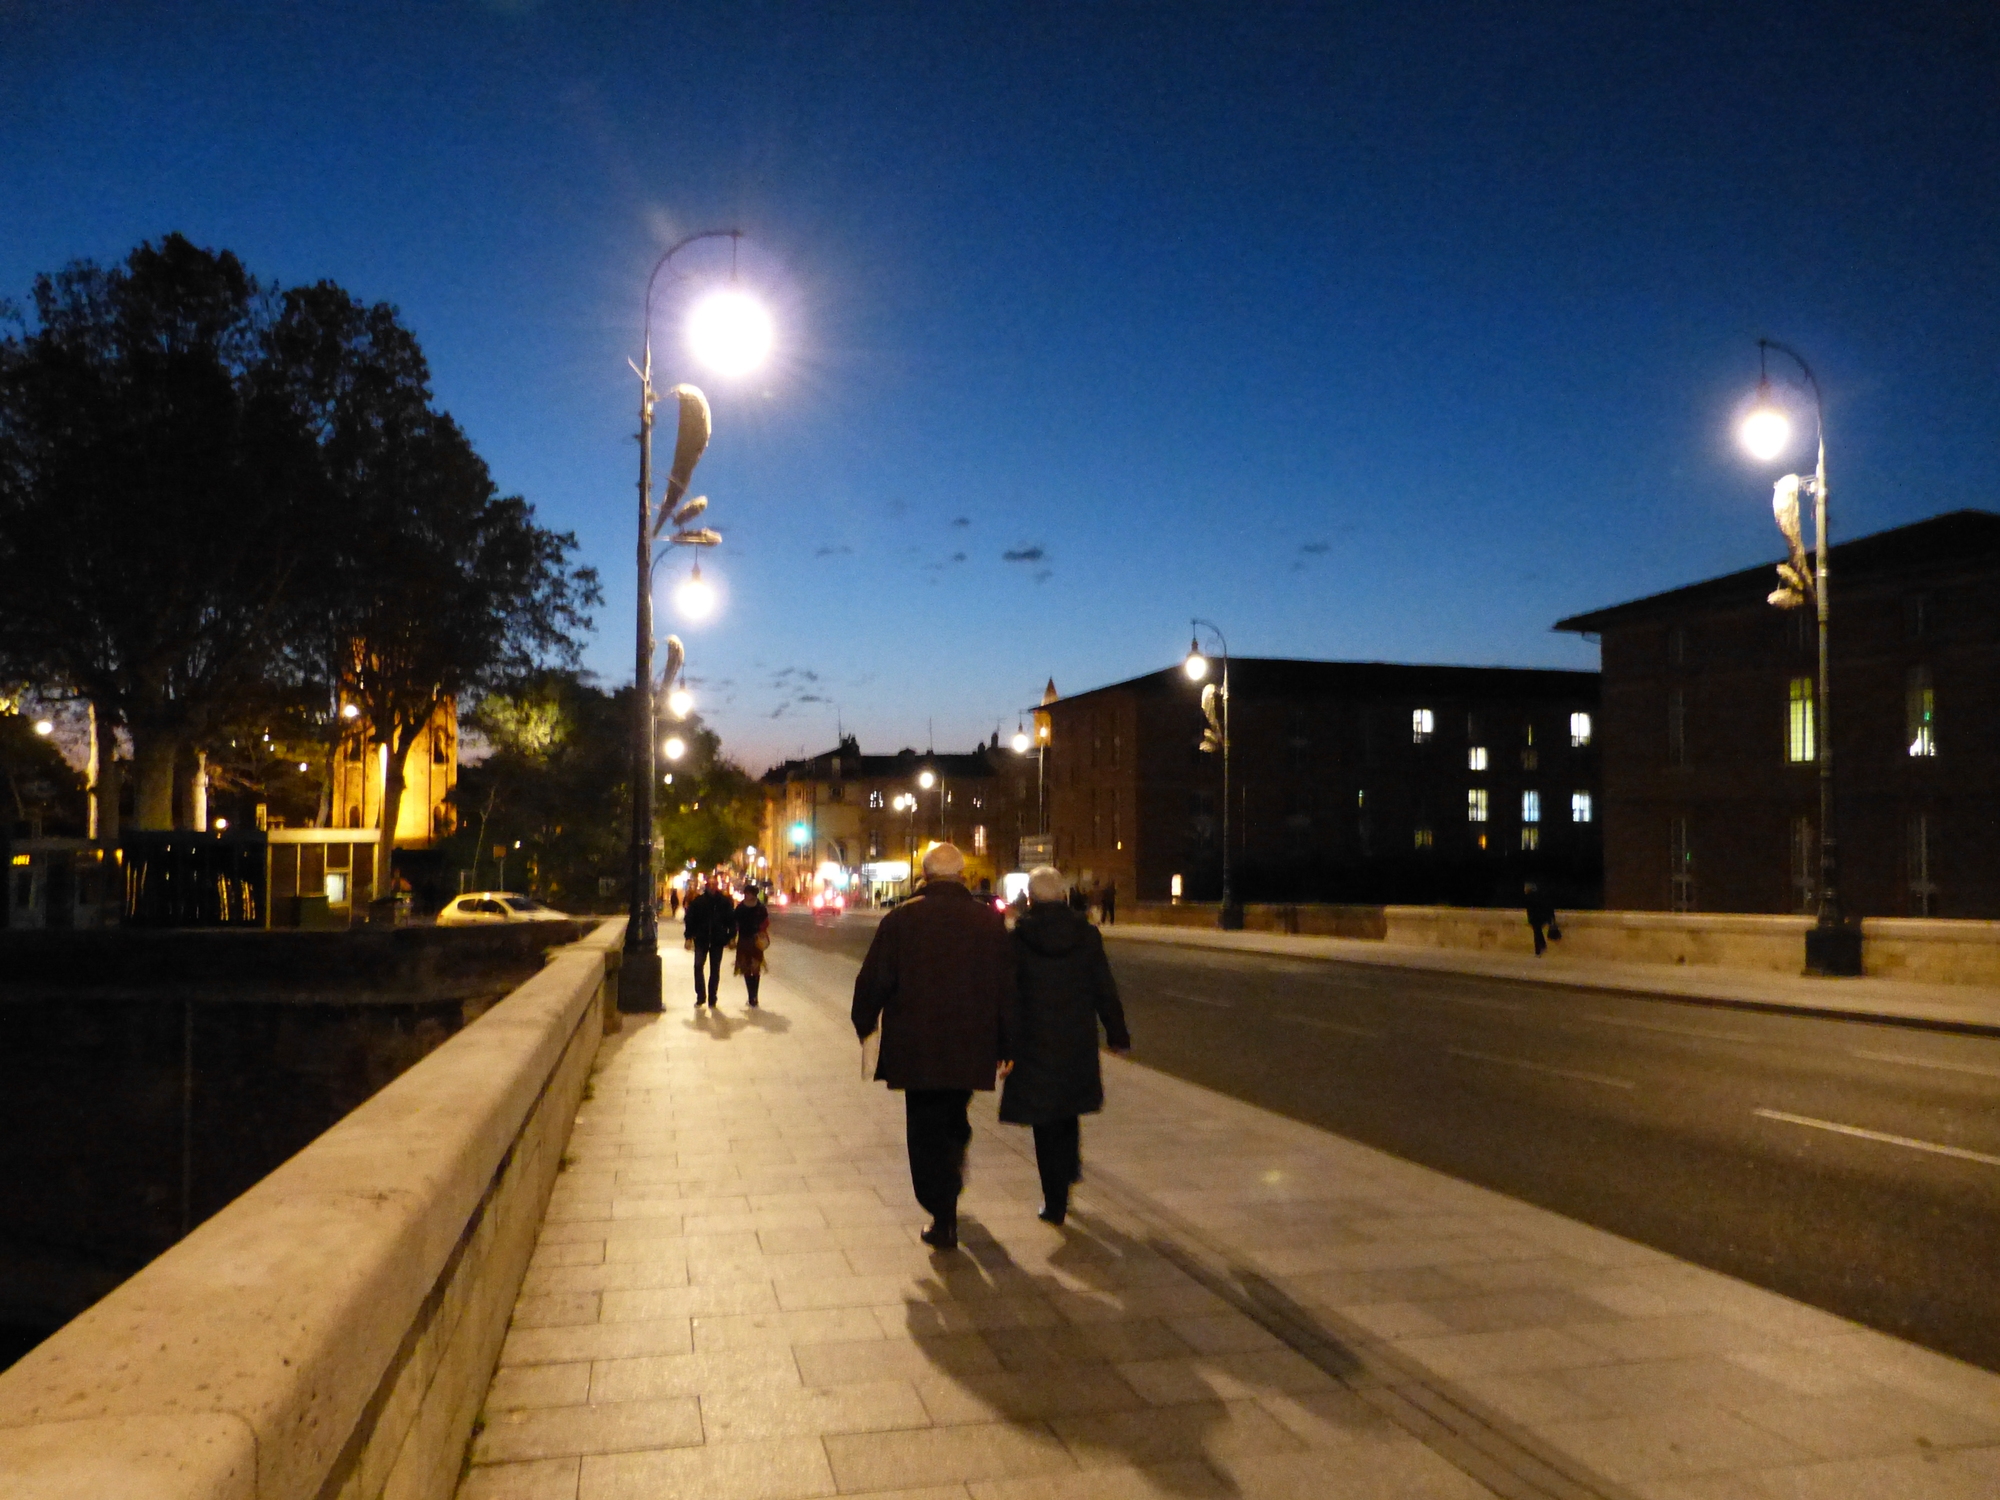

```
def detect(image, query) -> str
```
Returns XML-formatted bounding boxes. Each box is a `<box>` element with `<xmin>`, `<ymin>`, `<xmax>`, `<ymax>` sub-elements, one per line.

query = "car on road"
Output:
<box><xmin>437</xmin><ymin>892</ymin><xmax>573</xmax><ymax>926</ymax></box>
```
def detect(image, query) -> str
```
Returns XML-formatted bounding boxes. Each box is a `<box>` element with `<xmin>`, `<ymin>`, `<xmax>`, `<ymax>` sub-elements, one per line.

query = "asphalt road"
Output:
<box><xmin>774</xmin><ymin>909</ymin><xmax>2000</xmax><ymax>1374</ymax></box>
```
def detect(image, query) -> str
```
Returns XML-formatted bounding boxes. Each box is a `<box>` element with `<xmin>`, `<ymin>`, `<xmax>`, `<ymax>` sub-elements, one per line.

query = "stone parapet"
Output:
<box><xmin>0</xmin><ymin>919</ymin><xmax>624</xmax><ymax>1499</ymax></box>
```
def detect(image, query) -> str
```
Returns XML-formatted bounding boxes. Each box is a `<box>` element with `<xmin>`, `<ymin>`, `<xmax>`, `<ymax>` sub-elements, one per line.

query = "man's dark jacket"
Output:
<box><xmin>683</xmin><ymin>889</ymin><xmax>735</xmax><ymax>947</ymax></box>
<box><xmin>852</xmin><ymin>880</ymin><xmax>1015</xmax><ymax>1090</ymax></box>
<box><xmin>999</xmin><ymin>902</ymin><xmax>1130</xmax><ymax>1125</ymax></box>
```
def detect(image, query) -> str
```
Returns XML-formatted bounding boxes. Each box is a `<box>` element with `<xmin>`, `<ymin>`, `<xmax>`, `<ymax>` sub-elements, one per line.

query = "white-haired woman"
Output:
<box><xmin>1001</xmin><ymin>866</ymin><xmax>1131</xmax><ymax>1225</ymax></box>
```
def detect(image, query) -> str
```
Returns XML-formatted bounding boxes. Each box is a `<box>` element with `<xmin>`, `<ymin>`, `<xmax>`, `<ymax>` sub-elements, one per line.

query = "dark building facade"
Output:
<box><xmin>759</xmin><ymin>736</ymin><xmax>1034</xmax><ymax>896</ymax></box>
<box><xmin>1044</xmin><ymin>660</ymin><xmax>1601</xmax><ymax>907</ymax></box>
<box><xmin>1554</xmin><ymin>510</ymin><xmax>2000</xmax><ymax>918</ymax></box>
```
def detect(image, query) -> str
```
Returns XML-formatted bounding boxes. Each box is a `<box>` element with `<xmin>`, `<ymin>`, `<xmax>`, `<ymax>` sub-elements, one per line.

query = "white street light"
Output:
<box><xmin>1740</xmin><ymin>403</ymin><xmax>1791</xmax><ymax>462</ymax></box>
<box><xmin>675</xmin><ymin>563</ymin><xmax>717</xmax><ymax>620</ymax></box>
<box><xmin>1011</xmin><ymin>728</ymin><xmax>1031</xmax><ymax>754</ymax></box>
<box><xmin>667</xmin><ymin>687</ymin><xmax>694</xmax><ymax>718</ymax></box>
<box><xmin>663</xmin><ymin>736</ymin><xmax>686</xmax><ymax>762</ymax></box>
<box><xmin>917</xmin><ymin>769</ymin><xmax>936</xmax><ymax>789</ymax></box>
<box><xmin>686</xmin><ymin>288</ymin><xmax>773</xmax><ymax>377</ymax></box>
<box><xmin>339</xmin><ymin>703</ymin><xmax>361</xmax><ymax>720</ymax></box>
<box><xmin>1183</xmin><ymin>640</ymin><xmax>1209</xmax><ymax>681</ymax></box>
<box><xmin>32</xmin><ymin>718</ymin><xmax>54</xmax><ymax>736</ymax></box>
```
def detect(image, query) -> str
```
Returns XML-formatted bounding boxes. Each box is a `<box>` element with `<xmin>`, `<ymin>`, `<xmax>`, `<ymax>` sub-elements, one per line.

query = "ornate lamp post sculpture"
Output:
<box><xmin>1740</xmin><ymin>339</ymin><xmax>1859</xmax><ymax>977</ymax></box>
<box><xmin>1182</xmin><ymin>619</ymin><xmax>1241</xmax><ymax>930</ymax></box>
<box><xmin>623</xmin><ymin>231</ymin><xmax>771</xmax><ymax>1010</ymax></box>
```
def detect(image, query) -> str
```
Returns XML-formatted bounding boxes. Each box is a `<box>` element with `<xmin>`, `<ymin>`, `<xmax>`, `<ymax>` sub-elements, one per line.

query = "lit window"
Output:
<box><xmin>1906</xmin><ymin>667</ymin><xmax>1936</xmax><ymax>757</ymax></box>
<box><xmin>1467</xmin><ymin>788</ymin><xmax>1489</xmax><ymax>823</ymax></box>
<box><xmin>1787</xmin><ymin>677</ymin><xmax>1816</xmax><ymax>763</ymax></box>
<box><xmin>1414</xmin><ymin>827</ymin><xmax>1434</xmax><ymax>849</ymax></box>
<box><xmin>973</xmin><ymin>825</ymin><xmax>988</xmax><ymax>854</ymax></box>
<box><xmin>1468</xmin><ymin>746</ymin><xmax>1487</xmax><ymax>771</ymax></box>
<box><xmin>868</xmin><ymin>790</ymin><xmax>884</xmax><ymax>808</ymax></box>
<box><xmin>1412</xmin><ymin>708</ymin><xmax>1434</xmax><ymax>743</ymax></box>
<box><xmin>1520</xmin><ymin>827</ymin><xmax>1539</xmax><ymax>851</ymax></box>
<box><xmin>1570</xmin><ymin>712</ymin><xmax>1592</xmax><ymax>747</ymax></box>
<box><xmin>1521</xmin><ymin>790</ymin><xmax>1540</xmax><ymax>824</ymax></box>
<box><xmin>1571</xmin><ymin>791</ymin><xmax>1593</xmax><ymax>823</ymax></box>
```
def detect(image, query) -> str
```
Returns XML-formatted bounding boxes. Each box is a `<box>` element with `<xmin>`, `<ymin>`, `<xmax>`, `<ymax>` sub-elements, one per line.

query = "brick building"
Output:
<box><xmin>1554</xmin><ymin>510</ymin><xmax>2000</xmax><ymax>917</ymax></box>
<box><xmin>1043</xmin><ymin>660</ymin><xmax>1601</xmax><ymax>907</ymax></box>
<box><xmin>759</xmin><ymin>736</ymin><xmax>1034</xmax><ymax>898</ymax></box>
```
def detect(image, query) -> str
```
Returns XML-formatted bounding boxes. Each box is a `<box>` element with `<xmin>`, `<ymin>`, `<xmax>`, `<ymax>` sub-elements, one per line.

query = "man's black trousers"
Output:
<box><xmin>904</xmin><ymin>1089</ymin><xmax>973</xmax><ymax>1229</ymax></box>
<box><xmin>692</xmin><ymin>943</ymin><xmax>724</xmax><ymax>1005</ymax></box>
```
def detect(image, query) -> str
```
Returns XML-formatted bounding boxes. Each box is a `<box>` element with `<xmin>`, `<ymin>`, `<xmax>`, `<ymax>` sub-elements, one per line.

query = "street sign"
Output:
<box><xmin>1017</xmin><ymin>834</ymin><xmax>1053</xmax><ymax>870</ymax></box>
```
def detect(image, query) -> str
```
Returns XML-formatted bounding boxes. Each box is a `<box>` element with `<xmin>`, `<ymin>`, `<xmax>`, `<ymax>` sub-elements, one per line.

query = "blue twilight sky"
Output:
<box><xmin>6</xmin><ymin>2</ymin><xmax>1998</xmax><ymax>771</ymax></box>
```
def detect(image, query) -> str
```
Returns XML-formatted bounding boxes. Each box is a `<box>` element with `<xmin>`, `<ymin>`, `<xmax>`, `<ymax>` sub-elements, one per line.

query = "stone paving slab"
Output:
<box><xmin>458</xmin><ymin>934</ymin><xmax>2000</xmax><ymax>1500</ymax></box>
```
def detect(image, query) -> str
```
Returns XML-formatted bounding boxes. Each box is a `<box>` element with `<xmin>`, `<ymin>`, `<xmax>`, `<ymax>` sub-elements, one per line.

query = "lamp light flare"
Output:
<box><xmin>675</xmin><ymin>564</ymin><xmax>717</xmax><ymax>621</ymax></box>
<box><xmin>918</xmin><ymin>769</ymin><xmax>936</xmax><ymax>789</ymax></box>
<box><xmin>1740</xmin><ymin>405</ymin><xmax>1791</xmax><ymax>463</ymax></box>
<box><xmin>1011</xmin><ymin>730</ymin><xmax>1031</xmax><ymax>754</ymax></box>
<box><xmin>668</xmin><ymin>688</ymin><xmax>694</xmax><ymax>717</ymax></box>
<box><xmin>663</xmin><ymin>736</ymin><xmax>686</xmax><ymax>762</ymax></box>
<box><xmin>1183</xmin><ymin>652</ymin><xmax>1209</xmax><ymax>682</ymax></box>
<box><xmin>32</xmin><ymin>719</ymin><xmax>54</xmax><ymax>736</ymax></box>
<box><xmin>686</xmin><ymin>289</ymin><xmax>773</xmax><ymax>378</ymax></box>
<box><xmin>340</xmin><ymin>703</ymin><xmax>360</xmax><ymax>719</ymax></box>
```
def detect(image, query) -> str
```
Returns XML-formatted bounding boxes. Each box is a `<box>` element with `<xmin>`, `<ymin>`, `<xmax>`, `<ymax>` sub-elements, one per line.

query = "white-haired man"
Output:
<box><xmin>853</xmin><ymin>841</ymin><xmax>1016</xmax><ymax>1250</ymax></box>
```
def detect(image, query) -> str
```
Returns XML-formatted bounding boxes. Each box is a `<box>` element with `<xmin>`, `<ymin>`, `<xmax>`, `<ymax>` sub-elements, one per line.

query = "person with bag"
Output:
<box><xmin>733</xmin><ymin>883</ymin><xmax>770</xmax><ymax>1007</ymax></box>
<box><xmin>682</xmin><ymin>873</ymin><xmax>735</xmax><ymax>1010</ymax></box>
<box><xmin>852</xmin><ymin>842</ymin><xmax>1015</xmax><ymax>1251</ymax></box>
<box><xmin>1003</xmin><ymin>866</ymin><xmax>1130</xmax><ymax>1226</ymax></box>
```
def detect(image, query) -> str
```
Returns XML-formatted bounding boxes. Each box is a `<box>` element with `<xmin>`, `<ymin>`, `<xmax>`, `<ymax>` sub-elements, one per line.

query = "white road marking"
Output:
<box><xmin>1753</xmin><ymin>1109</ymin><xmax>2000</xmax><ymax>1168</ymax></box>
<box><xmin>1848</xmin><ymin>1049</ymin><xmax>2000</xmax><ymax>1080</ymax></box>
<box><xmin>1445</xmin><ymin>1047</ymin><xmax>1636</xmax><ymax>1090</ymax></box>
<box><xmin>1275</xmin><ymin>1015</ymin><xmax>1382</xmax><ymax>1040</ymax></box>
<box><xmin>1159</xmin><ymin>989</ymin><xmax>1233</xmax><ymax>1008</ymax></box>
<box><xmin>1584</xmin><ymin>1014</ymin><xmax>1761</xmax><ymax>1044</ymax></box>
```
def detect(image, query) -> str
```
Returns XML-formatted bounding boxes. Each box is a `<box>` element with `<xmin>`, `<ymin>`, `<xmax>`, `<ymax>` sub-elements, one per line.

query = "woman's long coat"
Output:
<box><xmin>999</xmin><ymin>902</ymin><xmax>1131</xmax><ymax>1125</ymax></box>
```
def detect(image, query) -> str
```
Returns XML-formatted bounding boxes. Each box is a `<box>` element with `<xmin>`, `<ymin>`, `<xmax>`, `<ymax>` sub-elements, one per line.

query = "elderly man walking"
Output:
<box><xmin>853</xmin><ymin>842</ymin><xmax>1015</xmax><ymax>1250</ymax></box>
<box><xmin>1003</xmin><ymin>866</ymin><xmax>1130</xmax><ymax>1226</ymax></box>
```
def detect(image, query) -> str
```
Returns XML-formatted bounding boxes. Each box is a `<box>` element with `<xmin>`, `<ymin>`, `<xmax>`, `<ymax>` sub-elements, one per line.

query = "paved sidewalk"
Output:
<box><xmin>1102</xmin><ymin>923</ymin><xmax>2000</xmax><ymax>1032</ymax></box>
<box><xmin>459</xmin><ymin>935</ymin><xmax>2000</xmax><ymax>1500</ymax></box>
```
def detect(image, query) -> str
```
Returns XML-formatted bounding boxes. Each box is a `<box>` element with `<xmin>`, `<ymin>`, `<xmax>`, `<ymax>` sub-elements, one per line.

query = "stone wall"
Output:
<box><xmin>0</xmin><ymin>920</ymin><xmax>622</xmax><ymax>1499</ymax></box>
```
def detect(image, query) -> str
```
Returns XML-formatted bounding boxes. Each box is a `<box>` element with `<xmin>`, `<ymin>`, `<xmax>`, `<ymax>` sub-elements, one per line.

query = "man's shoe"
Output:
<box><xmin>1038</xmin><ymin>1204</ymin><xmax>1066</xmax><ymax>1227</ymax></box>
<box><xmin>919</xmin><ymin>1221</ymin><xmax>958</xmax><ymax>1251</ymax></box>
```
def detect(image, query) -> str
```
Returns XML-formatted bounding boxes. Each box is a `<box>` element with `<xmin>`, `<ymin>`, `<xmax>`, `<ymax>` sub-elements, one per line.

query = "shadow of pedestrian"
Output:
<box><xmin>685</xmin><ymin>1008</ymin><xmax>746</xmax><ymax>1039</ymax></box>
<box><xmin>900</xmin><ymin>1217</ymin><xmax>1253</xmax><ymax>1496</ymax></box>
<box><xmin>741</xmin><ymin>1005</ymin><xmax>791</xmax><ymax>1033</ymax></box>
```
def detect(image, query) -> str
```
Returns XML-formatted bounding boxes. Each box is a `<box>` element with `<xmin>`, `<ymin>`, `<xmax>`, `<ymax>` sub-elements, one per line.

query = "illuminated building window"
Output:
<box><xmin>1571</xmin><ymin>791</ymin><xmax>1592</xmax><ymax>823</ymax></box>
<box><xmin>1570</xmin><ymin>712</ymin><xmax>1592</xmax><ymax>747</ymax></box>
<box><xmin>1414</xmin><ymin>827</ymin><xmax>1434</xmax><ymax>850</ymax></box>
<box><xmin>1468</xmin><ymin>746</ymin><xmax>1487</xmax><ymax>771</ymax></box>
<box><xmin>1467</xmin><ymin>788</ymin><xmax>1489</xmax><ymax>823</ymax></box>
<box><xmin>869</xmin><ymin>790</ymin><xmax>883</xmax><ymax>807</ymax></box>
<box><xmin>973</xmin><ymin>825</ymin><xmax>987</xmax><ymax>854</ymax></box>
<box><xmin>1411</xmin><ymin>708</ymin><xmax>1434</xmax><ymax>744</ymax></box>
<box><xmin>1521</xmin><ymin>790</ymin><xmax>1540</xmax><ymax>824</ymax></box>
<box><xmin>1520</xmin><ymin>827</ymin><xmax>1539</xmax><ymax>851</ymax></box>
<box><xmin>1906</xmin><ymin>667</ymin><xmax>1936</xmax><ymax>757</ymax></box>
<box><xmin>1787</xmin><ymin>677</ymin><xmax>1816</xmax><ymax>763</ymax></box>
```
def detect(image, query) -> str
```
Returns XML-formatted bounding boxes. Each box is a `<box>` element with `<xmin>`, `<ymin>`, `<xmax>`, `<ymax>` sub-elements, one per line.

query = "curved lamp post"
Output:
<box><xmin>1740</xmin><ymin>339</ymin><xmax>1858</xmax><ymax>976</ymax></box>
<box><xmin>1183</xmin><ymin>619</ymin><xmax>1241</xmax><ymax>929</ymax></box>
<box><xmin>623</xmin><ymin>230</ymin><xmax>770</xmax><ymax>1010</ymax></box>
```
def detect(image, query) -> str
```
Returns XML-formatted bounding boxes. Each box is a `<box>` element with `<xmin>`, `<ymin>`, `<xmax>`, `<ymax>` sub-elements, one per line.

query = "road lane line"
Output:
<box><xmin>1584</xmin><ymin>1014</ymin><xmax>1760</xmax><ymax>1044</ymax></box>
<box><xmin>1753</xmin><ymin>1109</ymin><xmax>2000</xmax><ymax>1168</ymax></box>
<box><xmin>1848</xmin><ymin>1049</ymin><xmax>2000</xmax><ymax>1080</ymax></box>
<box><xmin>1274</xmin><ymin>1015</ymin><xmax>1382</xmax><ymax>1040</ymax></box>
<box><xmin>1157</xmin><ymin>989</ymin><xmax>1233</xmax><ymax>1008</ymax></box>
<box><xmin>1445</xmin><ymin>1047</ymin><xmax>1636</xmax><ymax>1090</ymax></box>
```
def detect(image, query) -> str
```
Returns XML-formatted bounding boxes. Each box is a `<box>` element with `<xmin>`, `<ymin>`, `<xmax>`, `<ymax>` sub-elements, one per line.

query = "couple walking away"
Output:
<box><xmin>852</xmin><ymin>845</ymin><xmax>1129</xmax><ymax>1250</ymax></box>
<box><xmin>683</xmin><ymin>876</ymin><xmax>769</xmax><ymax>1009</ymax></box>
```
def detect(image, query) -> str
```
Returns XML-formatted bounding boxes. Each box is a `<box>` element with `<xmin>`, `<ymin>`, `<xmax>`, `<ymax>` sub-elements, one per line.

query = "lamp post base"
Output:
<box><xmin>619</xmin><ymin>947</ymin><xmax>663</xmax><ymax>1012</ymax></box>
<box><xmin>1804</xmin><ymin>924</ymin><xmax>1863</xmax><ymax>978</ymax></box>
<box><xmin>1218</xmin><ymin>901</ymin><xmax>1245</xmax><ymax>931</ymax></box>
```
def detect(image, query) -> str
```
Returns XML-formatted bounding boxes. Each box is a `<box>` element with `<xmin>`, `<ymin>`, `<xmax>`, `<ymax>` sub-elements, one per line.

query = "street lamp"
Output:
<box><xmin>1184</xmin><ymin>619</ymin><xmax>1240</xmax><ymax>929</ymax></box>
<box><xmin>1740</xmin><ymin>338</ymin><xmax>1857</xmax><ymax>977</ymax></box>
<box><xmin>667</xmin><ymin>687</ymin><xmax>694</xmax><ymax>719</ymax></box>
<box><xmin>624</xmin><ymin>229</ymin><xmax>770</xmax><ymax>1011</ymax></box>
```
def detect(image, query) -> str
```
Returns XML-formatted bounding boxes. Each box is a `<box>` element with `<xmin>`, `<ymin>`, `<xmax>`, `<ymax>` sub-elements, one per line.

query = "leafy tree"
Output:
<box><xmin>0</xmin><ymin>709</ymin><xmax>86</xmax><ymax>837</ymax></box>
<box><xmin>0</xmin><ymin>235</ymin><xmax>313</xmax><ymax>829</ymax></box>
<box><xmin>656</xmin><ymin>717</ymin><xmax>763</xmax><ymax>876</ymax></box>
<box><xmin>256</xmin><ymin>283</ymin><xmax>600</xmax><ymax>849</ymax></box>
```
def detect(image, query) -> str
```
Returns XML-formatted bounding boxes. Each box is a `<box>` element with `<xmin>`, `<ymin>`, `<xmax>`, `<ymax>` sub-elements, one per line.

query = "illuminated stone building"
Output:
<box><xmin>1043</xmin><ymin>660</ymin><xmax>1601</xmax><ymax>906</ymax></box>
<box><xmin>1555</xmin><ymin>510</ymin><xmax>2000</xmax><ymax>917</ymax></box>
<box><xmin>328</xmin><ymin>700</ymin><xmax>459</xmax><ymax>848</ymax></box>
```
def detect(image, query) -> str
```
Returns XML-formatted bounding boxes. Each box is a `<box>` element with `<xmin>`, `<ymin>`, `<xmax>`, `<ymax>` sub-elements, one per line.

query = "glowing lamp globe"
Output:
<box><xmin>1183</xmin><ymin>652</ymin><xmax>1209</xmax><ymax>682</ymax></box>
<box><xmin>663</xmin><ymin>736</ymin><xmax>686</xmax><ymax>762</ymax></box>
<box><xmin>1740</xmin><ymin>405</ymin><xmax>1791</xmax><ymax>463</ymax></box>
<box><xmin>1011</xmin><ymin>730</ymin><xmax>1031</xmax><ymax>754</ymax></box>
<box><xmin>918</xmin><ymin>769</ymin><xmax>936</xmax><ymax>790</ymax></box>
<box><xmin>675</xmin><ymin>565</ymin><xmax>717</xmax><ymax>621</ymax></box>
<box><xmin>33</xmin><ymin>718</ymin><xmax>54</xmax><ymax>736</ymax></box>
<box><xmin>667</xmin><ymin>688</ymin><xmax>693</xmax><ymax>718</ymax></box>
<box><xmin>686</xmin><ymin>289</ymin><xmax>773</xmax><ymax>378</ymax></box>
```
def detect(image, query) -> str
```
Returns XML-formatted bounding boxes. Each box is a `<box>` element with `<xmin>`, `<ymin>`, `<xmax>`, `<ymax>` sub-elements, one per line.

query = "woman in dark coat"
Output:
<box><xmin>733</xmin><ymin>885</ymin><xmax>770</xmax><ymax>1007</ymax></box>
<box><xmin>1002</xmin><ymin>866</ymin><xmax>1131</xmax><ymax>1225</ymax></box>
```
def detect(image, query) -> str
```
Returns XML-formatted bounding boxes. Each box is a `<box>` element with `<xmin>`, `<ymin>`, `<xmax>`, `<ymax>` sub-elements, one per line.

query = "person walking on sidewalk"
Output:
<box><xmin>852</xmin><ymin>842</ymin><xmax>1015</xmax><ymax>1251</ymax></box>
<box><xmin>733</xmin><ymin>883</ymin><xmax>770</xmax><ymax>1007</ymax></box>
<box><xmin>1003</xmin><ymin>865</ymin><xmax>1131</xmax><ymax>1226</ymax></box>
<box><xmin>1524</xmin><ymin>881</ymin><xmax>1562</xmax><ymax>957</ymax></box>
<box><xmin>683</xmin><ymin>874</ymin><xmax>735</xmax><ymax>1009</ymax></box>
